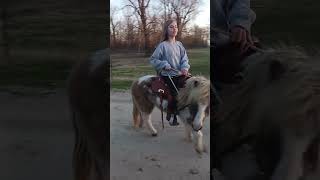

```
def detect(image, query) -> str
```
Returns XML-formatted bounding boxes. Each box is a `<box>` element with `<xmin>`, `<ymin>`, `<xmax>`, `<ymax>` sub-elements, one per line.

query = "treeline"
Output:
<box><xmin>110</xmin><ymin>0</ymin><xmax>209</xmax><ymax>53</ymax></box>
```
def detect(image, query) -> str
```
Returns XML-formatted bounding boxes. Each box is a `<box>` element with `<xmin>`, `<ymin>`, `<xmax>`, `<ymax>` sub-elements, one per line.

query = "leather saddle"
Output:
<box><xmin>150</xmin><ymin>77</ymin><xmax>174</xmax><ymax>111</ymax></box>
<box><xmin>149</xmin><ymin>75</ymin><xmax>190</xmax><ymax>111</ymax></box>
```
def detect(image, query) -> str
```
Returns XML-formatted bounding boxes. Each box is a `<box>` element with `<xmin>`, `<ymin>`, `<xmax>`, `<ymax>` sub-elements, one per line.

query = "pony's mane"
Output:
<box><xmin>177</xmin><ymin>76</ymin><xmax>210</xmax><ymax>108</ymax></box>
<box><xmin>217</xmin><ymin>46</ymin><xmax>320</xmax><ymax>124</ymax></box>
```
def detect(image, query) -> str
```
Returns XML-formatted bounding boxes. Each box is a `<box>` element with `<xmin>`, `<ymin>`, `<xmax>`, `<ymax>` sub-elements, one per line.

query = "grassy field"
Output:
<box><xmin>252</xmin><ymin>0</ymin><xmax>320</xmax><ymax>48</ymax></box>
<box><xmin>0</xmin><ymin>61</ymin><xmax>73</xmax><ymax>88</ymax></box>
<box><xmin>0</xmin><ymin>0</ymin><xmax>107</xmax><ymax>90</ymax></box>
<box><xmin>111</xmin><ymin>48</ymin><xmax>210</xmax><ymax>90</ymax></box>
<box><xmin>1</xmin><ymin>0</ymin><xmax>320</xmax><ymax>90</ymax></box>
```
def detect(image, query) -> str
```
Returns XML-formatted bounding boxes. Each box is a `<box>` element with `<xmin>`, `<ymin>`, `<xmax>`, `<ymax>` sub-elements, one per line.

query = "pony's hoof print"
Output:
<box><xmin>152</xmin><ymin>133</ymin><xmax>158</xmax><ymax>137</ymax></box>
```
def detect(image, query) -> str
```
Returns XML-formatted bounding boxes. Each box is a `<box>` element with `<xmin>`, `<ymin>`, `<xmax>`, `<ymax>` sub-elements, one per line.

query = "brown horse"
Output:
<box><xmin>213</xmin><ymin>47</ymin><xmax>320</xmax><ymax>180</ymax></box>
<box><xmin>67</xmin><ymin>49</ymin><xmax>109</xmax><ymax>180</ymax></box>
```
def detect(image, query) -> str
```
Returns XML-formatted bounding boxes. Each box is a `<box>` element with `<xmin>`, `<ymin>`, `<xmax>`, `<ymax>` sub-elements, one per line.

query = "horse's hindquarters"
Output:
<box><xmin>68</xmin><ymin>49</ymin><xmax>109</xmax><ymax>180</ymax></box>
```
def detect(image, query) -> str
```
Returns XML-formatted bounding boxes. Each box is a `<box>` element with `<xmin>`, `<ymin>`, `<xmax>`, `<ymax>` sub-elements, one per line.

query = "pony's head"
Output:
<box><xmin>177</xmin><ymin>76</ymin><xmax>210</xmax><ymax>131</ymax></box>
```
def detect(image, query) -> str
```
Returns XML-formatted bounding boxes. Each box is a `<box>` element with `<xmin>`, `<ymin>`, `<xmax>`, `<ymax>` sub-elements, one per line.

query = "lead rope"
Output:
<box><xmin>160</xmin><ymin>95</ymin><xmax>164</xmax><ymax>129</ymax></box>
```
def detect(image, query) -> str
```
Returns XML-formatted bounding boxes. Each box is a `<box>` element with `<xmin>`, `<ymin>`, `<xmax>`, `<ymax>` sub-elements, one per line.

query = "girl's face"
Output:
<box><xmin>167</xmin><ymin>21</ymin><xmax>178</xmax><ymax>38</ymax></box>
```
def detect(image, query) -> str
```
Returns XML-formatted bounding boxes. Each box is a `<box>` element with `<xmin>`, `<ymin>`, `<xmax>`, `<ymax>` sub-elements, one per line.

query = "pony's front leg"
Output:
<box><xmin>192</xmin><ymin>130</ymin><xmax>206</xmax><ymax>153</ymax></box>
<box><xmin>271</xmin><ymin>133</ymin><xmax>312</xmax><ymax>180</ymax></box>
<box><xmin>305</xmin><ymin>141</ymin><xmax>320</xmax><ymax>180</ymax></box>
<box><xmin>183</xmin><ymin>123</ymin><xmax>192</xmax><ymax>142</ymax></box>
<box><xmin>141</xmin><ymin>112</ymin><xmax>157</xmax><ymax>136</ymax></box>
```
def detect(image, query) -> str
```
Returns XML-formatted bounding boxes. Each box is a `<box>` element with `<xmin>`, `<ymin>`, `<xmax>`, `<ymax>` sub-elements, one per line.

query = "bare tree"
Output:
<box><xmin>168</xmin><ymin>0</ymin><xmax>200</xmax><ymax>40</ymax></box>
<box><xmin>112</xmin><ymin>0</ymin><xmax>207</xmax><ymax>50</ymax></box>
<box><xmin>126</xmin><ymin>0</ymin><xmax>152</xmax><ymax>54</ymax></box>
<box><xmin>148</xmin><ymin>14</ymin><xmax>162</xmax><ymax>48</ymax></box>
<box><xmin>124</xmin><ymin>15</ymin><xmax>136</xmax><ymax>49</ymax></box>
<box><xmin>159</xmin><ymin>0</ymin><xmax>173</xmax><ymax>21</ymax></box>
<box><xmin>1</xmin><ymin>3</ymin><xmax>10</xmax><ymax>64</ymax></box>
<box><xmin>111</xmin><ymin>6</ymin><xmax>120</xmax><ymax>48</ymax></box>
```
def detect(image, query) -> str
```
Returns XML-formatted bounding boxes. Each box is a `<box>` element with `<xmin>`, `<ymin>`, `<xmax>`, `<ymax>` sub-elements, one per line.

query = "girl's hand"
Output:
<box><xmin>231</xmin><ymin>26</ymin><xmax>253</xmax><ymax>54</ymax></box>
<box><xmin>181</xmin><ymin>69</ymin><xmax>188</xmax><ymax>76</ymax></box>
<box><xmin>164</xmin><ymin>65</ymin><xmax>171</xmax><ymax>70</ymax></box>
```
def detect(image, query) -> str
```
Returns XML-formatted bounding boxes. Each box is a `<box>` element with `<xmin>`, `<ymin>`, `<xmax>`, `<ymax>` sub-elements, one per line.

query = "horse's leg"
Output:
<box><xmin>138</xmin><ymin>112</ymin><xmax>144</xmax><ymax>128</ymax></box>
<box><xmin>141</xmin><ymin>112</ymin><xmax>157</xmax><ymax>136</ymax></box>
<box><xmin>271</xmin><ymin>133</ymin><xmax>313</xmax><ymax>180</ymax></box>
<box><xmin>192</xmin><ymin>130</ymin><xmax>205</xmax><ymax>153</ymax></box>
<box><xmin>305</xmin><ymin>138</ymin><xmax>320</xmax><ymax>180</ymax></box>
<box><xmin>132</xmin><ymin>100</ymin><xmax>141</xmax><ymax>128</ymax></box>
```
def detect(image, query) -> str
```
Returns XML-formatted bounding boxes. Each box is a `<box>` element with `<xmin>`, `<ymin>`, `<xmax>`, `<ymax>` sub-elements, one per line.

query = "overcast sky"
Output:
<box><xmin>110</xmin><ymin>0</ymin><xmax>210</xmax><ymax>27</ymax></box>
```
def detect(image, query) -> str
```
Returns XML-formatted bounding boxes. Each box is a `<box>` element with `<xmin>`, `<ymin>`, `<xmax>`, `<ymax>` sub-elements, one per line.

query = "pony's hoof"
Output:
<box><xmin>195</xmin><ymin>145</ymin><xmax>206</xmax><ymax>154</ymax></box>
<box><xmin>152</xmin><ymin>133</ymin><xmax>158</xmax><ymax>137</ymax></box>
<box><xmin>195</xmin><ymin>148</ymin><xmax>203</xmax><ymax>154</ymax></box>
<box><xmin>195</xmin><ymin>147</ymin><xmax>203</xmax><ymax>154</ymax></box>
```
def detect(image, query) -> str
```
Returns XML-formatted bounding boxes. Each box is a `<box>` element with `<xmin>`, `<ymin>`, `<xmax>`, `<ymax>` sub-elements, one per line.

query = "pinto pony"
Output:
<box><xmin>67</xmin><ymin>49</ymin><xmax>109</xmax><ymax>180</ymax></box>
<box><xmin>131</xmin><ymin>75</ymin><xmax>210</xmax><ymax>153</ymax></box>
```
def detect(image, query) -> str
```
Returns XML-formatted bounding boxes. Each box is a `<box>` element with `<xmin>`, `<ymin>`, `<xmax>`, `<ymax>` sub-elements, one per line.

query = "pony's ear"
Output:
<box><xmin>269</xmin><ymin>59</ymin><xmax>286</xmax><ymax>81</ymax></box>
<box><xmin>194</xmin><ymin>80</ymin><xmax>199</xmax><ymax>87</ymax></box>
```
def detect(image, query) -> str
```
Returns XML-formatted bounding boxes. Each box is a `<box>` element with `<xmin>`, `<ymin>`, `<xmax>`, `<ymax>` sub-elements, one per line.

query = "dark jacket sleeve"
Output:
<box><xmin>228</xmin><ymin>0</ymin><xmax>256</xmax><ymax>33</ymax></box>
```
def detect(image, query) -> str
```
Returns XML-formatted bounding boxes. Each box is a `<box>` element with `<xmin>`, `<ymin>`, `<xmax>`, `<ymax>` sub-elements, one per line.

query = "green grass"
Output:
<box><xmin>111</xmin><ymin>48</ymin><xmax>210</xmax><ymax>90</ymax></box>
<box><xmin>0</xmin><ymin>61</ymin><xmax>73</xmax><ymax>88</ymax></box>
<box><xmin>111</xmin><ymin>80</ymin><xmax>134</xmax><ymax>90</ymax></box>
<box><xmin>252</xmin><ymin>0</ymin><xmax>320</xmax><ymax>47</ymax></box>
<box><xmin>0</xmin><ymin>1</ymin><xmax>106</xmax><ymax>90</ymax></box>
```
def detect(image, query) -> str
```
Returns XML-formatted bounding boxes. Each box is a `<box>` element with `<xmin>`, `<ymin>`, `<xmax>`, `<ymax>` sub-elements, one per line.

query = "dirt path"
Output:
<box><xmin>110</xmin><ymin>91</ymin><xmax>210</xmax><ymax>180</ymax></box>
<box><xmin>0</xmin><ymin>89</ymin><xmax>210</xmax><ymax>180</ymax></box>
<box><xmin>0</xmin><ymin>89</ymin><xmax>73</xmax><ymax>180</ymax></box>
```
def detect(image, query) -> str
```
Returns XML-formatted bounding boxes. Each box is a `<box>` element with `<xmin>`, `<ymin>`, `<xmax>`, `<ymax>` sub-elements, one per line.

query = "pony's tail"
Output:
<box><xmin>132</xmin><ymin>100</ymin><xmax>141</xmax><ymax>128</ymax></box>
<box><xmin>72</xmin><ymin>110</ymin><xmax>91</xmax><ymax>180</ymax></box>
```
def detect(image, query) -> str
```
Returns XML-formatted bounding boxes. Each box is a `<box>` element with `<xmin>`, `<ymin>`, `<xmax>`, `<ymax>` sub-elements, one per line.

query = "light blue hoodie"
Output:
<box><xmin>150</xmin><ymin>41</ymin><xmax>190</xmax><ymax>76</ymax></box>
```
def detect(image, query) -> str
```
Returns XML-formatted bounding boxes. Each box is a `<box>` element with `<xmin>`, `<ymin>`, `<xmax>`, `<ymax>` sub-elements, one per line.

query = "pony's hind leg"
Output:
<box><xmin>141</xmin><ymin>112</ymin><xmax>157</xmax><ymax>136</ymax></box>
<box><xmin>138</xmin><ymin>112</ymin><xmax>143</xmax><ymax>128</ymax></box>
<box><xmin>132</xmin><ymin>101</ymin><xmax>142</xmax><ymax>128</ymax></box>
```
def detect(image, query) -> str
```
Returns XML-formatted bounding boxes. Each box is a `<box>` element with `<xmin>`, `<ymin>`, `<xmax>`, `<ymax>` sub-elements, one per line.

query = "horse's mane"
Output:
<box><xmin>216</xmin><ymin>45</ymin><xmax>320</xmax><ymax>125</ymax></box>
<box><xmin>177</xmin><ymin>76</ymin><xmax>210</xmax><ymax>108</ymax></box>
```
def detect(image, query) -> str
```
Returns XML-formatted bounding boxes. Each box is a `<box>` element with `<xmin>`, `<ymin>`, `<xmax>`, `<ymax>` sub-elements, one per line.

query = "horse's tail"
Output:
<box><xmin>72</xmin><ymin>110</ymin><xmax>108</xmax><ymax>180</ymax></box>
<box><xmin>72</xmin><ymin>110</ymin><xmax>91</xmax><ymax>180</ymax></box>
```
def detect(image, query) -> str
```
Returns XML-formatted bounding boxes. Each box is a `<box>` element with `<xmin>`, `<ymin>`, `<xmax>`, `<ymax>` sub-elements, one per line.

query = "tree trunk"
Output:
<box><xmin>176</xmin><ymin>14</ymin><xmax>182</xmax><ymax>40</ymax></box>
<box><xmin>140</xmin><ymin>8</ymin><xmax>150</xmax><ymax>55</ymax></box>
<box><xmin>1</xmin><ymin>5</ymin><xmax>10</xmax><ymax>65</ymax></box>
